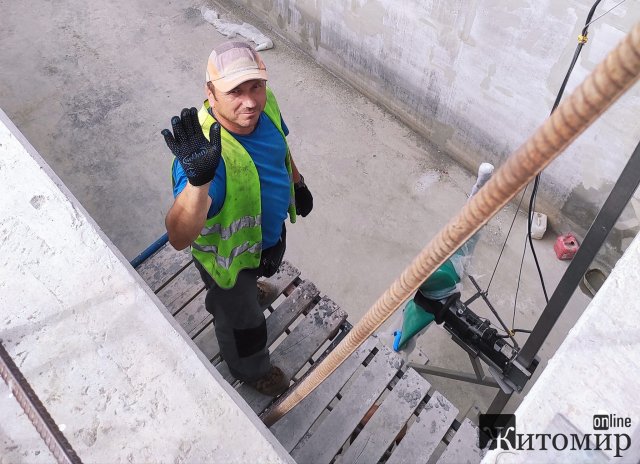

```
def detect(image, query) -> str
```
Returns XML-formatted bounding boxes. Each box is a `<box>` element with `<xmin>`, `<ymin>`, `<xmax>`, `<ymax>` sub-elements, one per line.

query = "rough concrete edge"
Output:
<box><xmin>0</xmin><ymin>107</ymin><xmax>295</xmax><ymax>464</ymax></box>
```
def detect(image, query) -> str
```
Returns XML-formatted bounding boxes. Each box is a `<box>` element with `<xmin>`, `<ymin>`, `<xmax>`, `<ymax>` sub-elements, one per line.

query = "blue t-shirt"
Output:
<box><xmin>172</xmin><ymin>112</ymin><xmax>291</xmax><ymax>249</ymax></box>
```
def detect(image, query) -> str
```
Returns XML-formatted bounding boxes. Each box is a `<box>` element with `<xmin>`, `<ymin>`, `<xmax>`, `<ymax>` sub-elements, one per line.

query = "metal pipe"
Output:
<box><xmin>130</xmin><ymin>232</ymin><xmax>169</xmax><ymax>268</ymax></box>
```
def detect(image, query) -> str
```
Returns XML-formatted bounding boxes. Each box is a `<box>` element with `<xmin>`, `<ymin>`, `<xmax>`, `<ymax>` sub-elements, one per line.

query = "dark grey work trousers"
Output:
<box><xmin>193</xmin><ymin>226</ymin><xmax>286</xmax><ymax>382</ymax></box>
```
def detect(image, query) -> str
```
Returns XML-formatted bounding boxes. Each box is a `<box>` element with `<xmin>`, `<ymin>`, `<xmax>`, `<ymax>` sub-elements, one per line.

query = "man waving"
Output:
<box><xmin>162</xmin><ymin>41</ymin><xmax>313</xmax><ymax>396</ymax></box>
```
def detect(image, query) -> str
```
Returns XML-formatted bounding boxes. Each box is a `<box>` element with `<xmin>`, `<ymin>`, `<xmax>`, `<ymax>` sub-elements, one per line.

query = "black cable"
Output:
<box><xmin>520</xmin><ymin>0</ymin><xmax>603</xmax><ymax>307</ymax></box>
<box><xmin>513</xmin><ymin>231</ymin><xmax>528</xmax><ymax>329</ymax></box>
<box><xmin>468</xmin><ymin>0</ymin><xmax>611</xmax><ymax>338</ymax></box>
<box><xmin>526</xmin><ymin>175</ymin><xmax>549</xmax><ymax>302</ymax></box>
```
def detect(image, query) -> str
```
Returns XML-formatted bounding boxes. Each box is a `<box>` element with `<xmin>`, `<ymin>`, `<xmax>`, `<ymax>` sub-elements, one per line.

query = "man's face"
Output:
<box><xmin>207</xmin><ymin>79</ymin><xmax>267</xmax><ymax>135</ymax></box>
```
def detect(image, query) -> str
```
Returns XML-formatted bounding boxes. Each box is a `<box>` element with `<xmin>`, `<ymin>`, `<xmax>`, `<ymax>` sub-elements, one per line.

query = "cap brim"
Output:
<box><xmin>213</xmin><ymin>69</ymin><xmax>268</xmax><ymax>92</ymax></box>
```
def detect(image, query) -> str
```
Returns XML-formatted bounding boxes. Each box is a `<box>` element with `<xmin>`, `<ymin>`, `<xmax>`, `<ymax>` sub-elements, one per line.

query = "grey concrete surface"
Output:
<box><xmin>483</xmin><ymin>233</ymin><xmax>640</xmax><ymax>463</ymax></box>
<box><xmin>0</xmin><ymin>110</ymin><xmax>292</xmax><ymax>463</ymax></box>
<box><xmin>229</xmin><ymin>0</ymin><xmax>640</xmax><ymax>260</ymax></box>
<box><xmin>0</xmin><ymin>0</ymin><xmax>607</xmax><ymax>422</ymax></box>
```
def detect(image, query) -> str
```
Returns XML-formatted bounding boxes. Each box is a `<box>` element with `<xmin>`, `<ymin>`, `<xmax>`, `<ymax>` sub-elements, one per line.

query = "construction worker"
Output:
<box><xmin>161</xmin><ymin>41</ymin><xmax>313</xmax><ymax>396</ymax></box>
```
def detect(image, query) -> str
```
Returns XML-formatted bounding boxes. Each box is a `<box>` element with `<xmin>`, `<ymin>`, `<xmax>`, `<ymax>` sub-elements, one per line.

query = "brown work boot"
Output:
<box><xmin>257</xmin><ymin>280</ymin><xmax>279</xmax><ymax>308</ymax></box>
<box><xmin>249</xmin><ymin>365</ymin><xmax>289</xmax><ymax>397</ymax></box>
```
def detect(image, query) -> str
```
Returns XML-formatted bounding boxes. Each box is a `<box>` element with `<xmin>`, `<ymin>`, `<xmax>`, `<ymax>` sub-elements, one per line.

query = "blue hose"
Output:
<box><xmin>130</xmin><ymin>233</ymin><xmax>169</xmax><ymax>268</ymax></box>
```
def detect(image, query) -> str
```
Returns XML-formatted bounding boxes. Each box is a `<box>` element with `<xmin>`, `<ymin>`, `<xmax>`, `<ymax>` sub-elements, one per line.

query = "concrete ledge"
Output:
<box><xmin>482</xmin><ymin>232</ymin><xmax>640</xmax><ymax>462</ymax></box>
<box><xmin>0</xmin><ymin>109</ymin><xmax>292</xmax><ymax>463</ymax></box>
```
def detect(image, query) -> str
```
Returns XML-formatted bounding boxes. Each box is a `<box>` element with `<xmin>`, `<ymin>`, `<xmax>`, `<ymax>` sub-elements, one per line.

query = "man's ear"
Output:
<box><xmin>205</xmin><ymin>83</ymin><xmax>216</xmax><ymax>107</ymax></box>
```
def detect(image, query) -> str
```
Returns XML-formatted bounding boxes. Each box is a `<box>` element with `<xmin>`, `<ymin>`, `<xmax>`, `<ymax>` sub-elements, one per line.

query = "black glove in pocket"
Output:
<box><xmin>260</xmin><ymin>225</ymin><xmax>286</xmax><ymax>277</ymax></box>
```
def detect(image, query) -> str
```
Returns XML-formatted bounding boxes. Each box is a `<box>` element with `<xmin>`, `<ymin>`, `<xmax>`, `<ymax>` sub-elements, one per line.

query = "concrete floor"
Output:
<box><xmin>1</xmin><ymin>0</ymin><xmax>594</xmax><ymax>418</ymax></box>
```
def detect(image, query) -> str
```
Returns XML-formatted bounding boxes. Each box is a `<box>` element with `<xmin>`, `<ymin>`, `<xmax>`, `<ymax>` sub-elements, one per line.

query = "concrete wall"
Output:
<box><xmin>0</xmin><ymin>109</ymin><xmax>292</xmax><ymax>463</ymax></box>
<box><xmin>232</xmin><ymin>0</ymin><xmax>640</xmax><ymax>257</ymax></box>
<box><xmin>482</xmin><ymin>229</ymin><xmax>640</xmax><ymax>463</ymax></box>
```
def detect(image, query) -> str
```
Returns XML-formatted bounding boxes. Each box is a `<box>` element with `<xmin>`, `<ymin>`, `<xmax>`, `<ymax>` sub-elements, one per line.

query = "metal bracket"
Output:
<box><xmin>408</xmin><ymin>334</ymin><xmax>500</xmax><ymax>388</ymax></box>
<box><xmin>488</xmin><ymin>139</ymin><xmax>640</xmax><ymax>415</ymax></box>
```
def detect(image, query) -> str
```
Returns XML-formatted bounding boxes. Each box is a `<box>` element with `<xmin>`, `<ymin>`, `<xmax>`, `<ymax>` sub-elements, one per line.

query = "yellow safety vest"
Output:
<box><xmin>190</xmin><ymin>88</ymin><xmax>296</xmax><ymax>288</ymax></box>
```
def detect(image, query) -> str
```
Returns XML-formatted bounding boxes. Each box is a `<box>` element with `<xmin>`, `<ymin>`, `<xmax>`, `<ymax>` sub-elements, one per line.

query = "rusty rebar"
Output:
<box><xmin>0</xmin><ymin>341</ymin><xmax>82</xmax><ymax>464</ymax></box>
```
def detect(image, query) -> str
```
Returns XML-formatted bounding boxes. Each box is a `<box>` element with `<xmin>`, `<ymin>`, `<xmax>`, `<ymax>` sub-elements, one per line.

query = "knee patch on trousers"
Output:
<box><xmin>233</xmin><ymin>319</ymin><xmax>268</xmax><ymax>358</ymax></box>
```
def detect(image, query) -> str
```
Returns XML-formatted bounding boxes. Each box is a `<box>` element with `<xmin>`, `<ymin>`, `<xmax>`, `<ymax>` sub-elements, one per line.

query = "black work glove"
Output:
<box><xmin>294</xmin><ymin>175</ymin><xmax>313</xmax><ymax>217</ymax></box>
<box><xmin>161</xmin><ymin>107</ymin><xmax>221</xmax><ymax>186</ymax></box>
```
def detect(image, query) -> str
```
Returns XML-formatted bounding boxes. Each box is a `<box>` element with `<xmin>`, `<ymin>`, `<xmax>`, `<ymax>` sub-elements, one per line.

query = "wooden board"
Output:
<box><xmin>173</xmin><ymin>291</ymin><xmax>208</xmax><ymax>335</ymax></box>
<box><xmin>338</xmin><ymin>368</ymin><xmax>431</xmax><ymax>464</ymax></box>
<box><xmin>192</xmin><ymin>323</ymin><xmax>220</xmax><ymax>361</ymax></box>
<box><xmin>270</xmin><ymin>297</ymin><xmax>345</xmax><ymax>379</ymax></box>
<box><xmin>237</xmin><ymin>297</ymin><xmax>347</xmax><ymax>413</ymax></box>
<box><xmin>386</xmin><ymin>392</ymin><xmax>459</xmax><ymax>464</ymax></box>
<box><xmin>135</xmin><ymin>248</ymin><xmax>478</xmax><ymax>462</ymax></box>
<box><xmin>155</xmin><ymin>264</ymin><xmax>204</xmax><ymax>314</ymax></box>
<box><xmin>437</xmin><ymin>418</ymin><xmax>484</xmax><ymax>464</ymax></box>
<box><xmin>136</xmin><ymin>243</ymin><xmax>191</xmax><ymax>292</ymax></box>
<box><xmin>291</xmin><ymin>344</ymin><xmax>404</xmax><ymax>464</ymax></box>
<box><xmin>265</xmin><ymin>280</ymin><xmax>319</xmax><ymax>347</ymax></box>
<box><xmin>186</xmin><ymin>312</ymin><xmax>213</xmax><ymax>338</ymax></box>
<box><xmin>269</xmin><ymin>337</ymin><xmax>378</xmax><ymax>452</ymax></box>
<box><xmin>259</xmin><ymin>261</ymin><xmax>301</xmax><ymax>306</ymax></box>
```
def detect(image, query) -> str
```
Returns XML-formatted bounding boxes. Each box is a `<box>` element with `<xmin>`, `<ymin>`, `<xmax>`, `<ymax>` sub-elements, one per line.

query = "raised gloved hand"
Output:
<box><xmin>162</xmin><ymin>107</ymin><xmax>221</xmax><ymax>186</ymax></box>
<box><xmin>294</xmin><ymin>175</ymin><xmax>313</xmax><ymax>217</ymax></box>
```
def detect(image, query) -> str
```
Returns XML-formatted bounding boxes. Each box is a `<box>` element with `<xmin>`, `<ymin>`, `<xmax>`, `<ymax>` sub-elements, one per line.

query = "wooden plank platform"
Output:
<box><xmin>386</xmin><ymin>392</ymin><xmax>459</xmax><ymax>464</ymax></box>
<box><xmin>291</xmin><ymin>343</ymin><xmax>404</xmax><ymax>464</ymax></box>
<box><xmin>136</xmin><ymin>242</ymin><xmax>485</xmax><ymax>463</ymax></box>
<box><xmin>269</xmin><ymin>337</ymin><xmax>378</xmax><ymax>452</ymax></box>
<box><xmin>437</xmin><ymin>418</ymin><xmax>486</xmax><ymax>464</ymax></box>
<box><xmin>337</xmin><ymin>368</ymin><xmax>431</xmax><ymax>464</ymax></box>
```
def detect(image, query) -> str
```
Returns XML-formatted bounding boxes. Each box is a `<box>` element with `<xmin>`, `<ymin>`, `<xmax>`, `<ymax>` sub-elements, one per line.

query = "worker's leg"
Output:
<box><xmin>194</xmin><ymin>261</ymin><xmax>271</xmax><ymax>382</ymax></box>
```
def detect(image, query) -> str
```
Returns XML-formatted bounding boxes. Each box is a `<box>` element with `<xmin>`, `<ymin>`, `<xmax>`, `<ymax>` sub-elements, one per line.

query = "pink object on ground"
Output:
<box><xmin>554</xmin><ymin>233</ymin><xmax>580</xmax><ymax>260</ymax></box>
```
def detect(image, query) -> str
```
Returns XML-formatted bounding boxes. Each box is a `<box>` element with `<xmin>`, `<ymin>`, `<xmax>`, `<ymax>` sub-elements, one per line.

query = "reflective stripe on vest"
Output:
<box><xmin>192</xmin><ymin>241</ymin><xmax>262</xmax><ymax>270</ymax></box>
<box><xmin>200</xmin><ymin>214</ymin><xmax>262</xmax><ymax>240</ymax></box>
<box><xmin>187</xmin><ymin>87</ymin><xmax>295</xmax><ymax>289</ymax></box>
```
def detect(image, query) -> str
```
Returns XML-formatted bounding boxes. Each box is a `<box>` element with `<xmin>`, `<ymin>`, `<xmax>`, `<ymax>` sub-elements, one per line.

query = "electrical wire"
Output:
<box><xmin>584</xmin><ymin>0</ymin><xmax>627</xmax><ymax>29</ymax></box>
<box><xmin>526</xmin><ymin>175</ymin><xmax>548</xmax><ymax>302</ymax></box>
<box><xmin>481</xmin><ymin>0</ymin><xmax>621</xmax><ymax>335</ymax></box>
<box><xmin>517</xmin><ymin>0</ymin><xmax>606</xmax><ymax>309</ymax></box>
<box><xmin>486</xmin><ymin>186</ymin><xmax>528</xmax><ymax>294</ymax></box>
<box><xmin>512</xmin><ymin>235</ymin><xmax>528</xmax><ymax>329</ymax></box>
